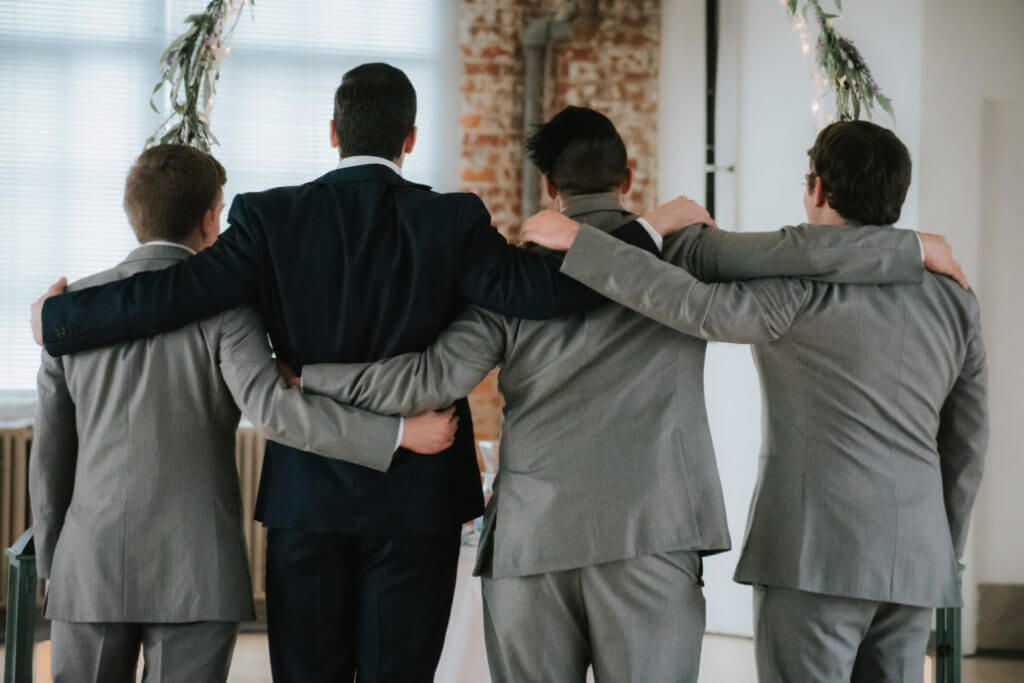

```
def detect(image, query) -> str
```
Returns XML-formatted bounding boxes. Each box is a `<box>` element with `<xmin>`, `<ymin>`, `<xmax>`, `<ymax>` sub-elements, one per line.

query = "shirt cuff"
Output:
<box><xmin>394</xmin><ymin>417</ymin><xmax>404</xmax><ymax>451</ymax></box>
<box><xmin>915</xmin><ymin>232</ymin><xmax>925</xmax><ymax>262</ymax></box>
<box><xmin>636</xmin><ymin>217</ymin><xmax>663</xmax><ymax>251</ymax></box>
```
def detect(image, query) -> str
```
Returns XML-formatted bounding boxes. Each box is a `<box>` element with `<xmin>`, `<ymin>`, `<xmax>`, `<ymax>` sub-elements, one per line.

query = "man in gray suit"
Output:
<box><xmin>523</xmin><ymin>120</ymin><xmax>988</xmax><ymax>683</ymax></box>
<box><xmin>286</xmin><ymin>109</ymin><xmax>948</xmax><ymax>682</ymax></box>
<box><xmin>28</xmin><ymin>144</ymin><xmax>457</xmax><ymax>682</ymax></box>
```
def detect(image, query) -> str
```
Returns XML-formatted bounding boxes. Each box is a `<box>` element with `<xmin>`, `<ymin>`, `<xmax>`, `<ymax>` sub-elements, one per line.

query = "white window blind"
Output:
<box><xmin>0</xmin><ymin>0</ymin><xmax>457</xmax><ymax>392</ymax></box>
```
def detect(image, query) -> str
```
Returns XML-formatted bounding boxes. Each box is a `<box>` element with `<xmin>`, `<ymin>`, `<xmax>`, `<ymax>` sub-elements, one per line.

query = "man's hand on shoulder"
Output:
<box><xmin>276</xmin><ymin>361</ymin><xmax>302</xmax><ymax>389</ymax></box>
<box><xmin>401</xmin><ymin>406</ymin><xmax>459</xmax><ymax>454</ymax></box>
<box><xmin>30</xmin><ymin>277</ymin><xmax>68</xmax><ymax>347</ymax></box>
<box><xmin>519</xmin><ymin>210</ymin><xmax>581</xmax><ymax>251</ymax></box>
<box><xmin>641</xmin><ymin>195</ymin><xmax>714</xmax><ymax>237</ymax></box>
<box><xmin>919</xmin><ymin>232</ymin><xmax>969</xmax><ymax>289</ymax></box>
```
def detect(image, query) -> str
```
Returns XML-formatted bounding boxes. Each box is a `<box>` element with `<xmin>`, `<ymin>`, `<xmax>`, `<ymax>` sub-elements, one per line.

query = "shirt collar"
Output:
<box><xmin>142</xmin><ymin>240</ymin><xmax>196</xmax><ymax>255</ymax></box>
<box><xmin>559</xmin><ymin>192</ymin><xmax>626</xmax><ymax>219</ymax></box>
<box><xmin>337</xmin><ymin>155</ymin><xmax>403</xmax><ymax>177</ymax></box>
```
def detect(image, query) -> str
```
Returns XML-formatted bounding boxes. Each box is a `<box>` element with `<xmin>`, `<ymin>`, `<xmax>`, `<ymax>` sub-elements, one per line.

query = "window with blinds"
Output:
<box><xmin>0</xmin><ymin>0</ymin><xmax>457</xmax><ymax>392</ymax></box>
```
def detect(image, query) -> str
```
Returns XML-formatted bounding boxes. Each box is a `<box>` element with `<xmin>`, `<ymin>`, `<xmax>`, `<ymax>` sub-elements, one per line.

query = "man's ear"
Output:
<box><xmin>329</xmin><ymin>119</ymin><xmax>339</xmax><ymax>150</ymax></box>
<box><xmin>545</xmin><ymin>175</ymin><xmax>559</xmax><ymax>201</ymax></box>
<box><xmin>201</xmin><ymin>207</ymin><xmax>218</xmax><ymax>243</ymax></box>
<box><xmin>810</xmin><ymin>175</ymin><xmax>829</xmax><ymax>208</ymax></box>
<box><xmin>620</xmin><ymin>166</ymin><xmax>633</xmax><ymax>196</ymax></box>
<box><xmin>403</xmin><ymin>126</ymin><xmax>418</xmax><ymax>156</ymax></box>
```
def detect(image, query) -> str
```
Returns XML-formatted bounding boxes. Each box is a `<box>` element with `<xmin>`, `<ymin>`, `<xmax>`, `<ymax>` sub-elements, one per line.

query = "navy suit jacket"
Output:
<box><xmin>42</xmin><ymin>164</ymin><xmax>656</xmax><ymax>533</ymax></box>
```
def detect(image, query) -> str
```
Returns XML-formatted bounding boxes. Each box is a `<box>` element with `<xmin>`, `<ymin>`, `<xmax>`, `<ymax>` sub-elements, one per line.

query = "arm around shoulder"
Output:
<box><xmin>562</xmin><ymin>223</ymin><xmax>809</xmax><ymax>343</ymax></box>
<box><xmin>216</xmin><ymin>305</ymin><xmax>400</xmax><ymax>473</ymax></box>
<box><xmin>42</xmin><ymin>195</ymin><xmax>267</xmax><ymax>357</ymax></box>
<box><xmin>302</xmin><ymin>306</ymin><xmax>507</xmax><ymax>414</ymax></box>
<box><xmin>699</xmin><ymin>223</ymin><xmax>924</xmax><ymax>285</ymax></box>
<box><xmin>455</xmin><ymin>194</ymin><xmax>656</xmax><ymax>319</ymax></box>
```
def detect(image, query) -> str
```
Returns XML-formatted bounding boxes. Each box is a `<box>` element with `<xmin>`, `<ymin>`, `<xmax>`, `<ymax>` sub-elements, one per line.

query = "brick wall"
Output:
<box><xmin>459</xmin><ymin>0</ymin><xmax>661</xmax><ymax>441</ymax></box>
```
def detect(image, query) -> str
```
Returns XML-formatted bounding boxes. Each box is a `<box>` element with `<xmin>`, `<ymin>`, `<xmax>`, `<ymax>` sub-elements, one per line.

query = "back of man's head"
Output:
<box><xmin>333</xmin><ymin>63</ymin><xmax>417</xmax><ymax>160</ymax></box>
<box><xmin>808</xmin><ymin>120</ymin><xmax>911</xmax><ymax>225</ymax></box>
<box><xmin>123</xmin><ymin>144</ymin><xmax>226</xmax><ymax>244</ymax></box>
<box><xmin>526</xmin><ymin>106</ymin><xmax>629</xmax><ymax>196</ymax></box>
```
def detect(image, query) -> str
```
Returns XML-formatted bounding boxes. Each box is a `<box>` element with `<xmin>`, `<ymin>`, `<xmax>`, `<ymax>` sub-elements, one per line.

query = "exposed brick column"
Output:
<box><xmin>460</xmin><ymin>0</ymin><xmax>661</xmax><ymax>442</ymax></box>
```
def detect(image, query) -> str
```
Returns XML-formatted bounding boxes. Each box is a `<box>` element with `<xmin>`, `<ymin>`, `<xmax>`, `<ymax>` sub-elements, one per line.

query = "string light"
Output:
<box><xmin>786</xmin><ymin>2</ymin><xmax>830</xmax><ymax>129</ymax></box>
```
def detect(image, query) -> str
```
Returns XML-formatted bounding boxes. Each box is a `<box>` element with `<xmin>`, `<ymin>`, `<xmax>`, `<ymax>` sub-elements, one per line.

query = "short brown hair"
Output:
<box><xmin>807</xmin><ymin>121</ymin><xmax>911</xmax><ymax>226</ymax></box>
<box><xmin>124</xmin><ymin>144</ymin><xmax>227</xmax><ymax>243</ymax></box>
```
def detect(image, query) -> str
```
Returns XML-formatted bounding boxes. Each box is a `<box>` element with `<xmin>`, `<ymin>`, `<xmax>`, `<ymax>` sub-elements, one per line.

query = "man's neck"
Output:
<box><xmin>808</xmin><ymin>206</ymin><xmax>846</xmax><ymax>226</ymax></box>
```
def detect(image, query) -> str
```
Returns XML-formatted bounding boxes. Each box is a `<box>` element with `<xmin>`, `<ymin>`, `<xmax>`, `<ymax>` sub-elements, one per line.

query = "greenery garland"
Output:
<box><xmin>146</xmin><ymin>0</ymin><xmax>890</xmax><ymax>148</ymax></box>
<box><xmin>785</xmin><ymin>0</ymin><xmax>894</xmax><ymax>122</ymax></box>
<box><xmin>147</xmin><ymin>0</ymin><xmax>254</xmax><ymax>150</ymax></box>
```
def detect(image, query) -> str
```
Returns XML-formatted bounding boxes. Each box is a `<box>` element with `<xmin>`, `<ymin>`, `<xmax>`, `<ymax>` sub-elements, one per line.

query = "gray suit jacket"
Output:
<box><xmin>29</xmin><ymin>244</ymin><xmax>399</xmax><ymax>623</ymax></box>
<box><xmin>560</xmin><ymin>224</ymin><xmax>988</xmax><ymax>607</ymax></box>
<box><xmin>300</xmin><ymin>194</ymin><xmax>924</xmax><ymax>580</ymax></box>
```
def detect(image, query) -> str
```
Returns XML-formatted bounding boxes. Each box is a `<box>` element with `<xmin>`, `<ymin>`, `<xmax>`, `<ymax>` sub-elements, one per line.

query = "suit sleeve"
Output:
<box><xmin>217</xmin><ymin>305</ymin><xmax>401</xmax><ymax>473</ymax></box>
<box><xmin>302</xmin><ymin>306</ymin><xmax>507</xmax><ymax>415</ymax></box>
<box><xmin>456</xmin><ymin>194</ymin><xmax>658</xmax><ymax>319</ymax></box>
<box><xmin>561</xmin><ymin>224</ymin><xmax>810</xmax><ymax>343</ymax></box>
<box><xmin>41</xmin><ymin>195</ymin><xmax>267</xmax><ymax>357</ymax></box>
<box><xmin>28</xmin><ymin>352</ymin><xmax>78</xmax><ymax>579</ymax></box>
<box><xmin>671</xmin><ymin>222</ymin><xmax>924</xmax><ymax>284</ymax></box>
<box><xmin>936</xmin><ymin>305</ymin><xmax>988</xmax><ymax>559</ymax></box>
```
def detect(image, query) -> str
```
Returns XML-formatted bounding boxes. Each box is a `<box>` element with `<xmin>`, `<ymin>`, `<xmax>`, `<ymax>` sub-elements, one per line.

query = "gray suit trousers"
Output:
<box><xmin>482</xmin><ymin>550</ymin><xmax>706</xmax><ymax>683</ymax></box>
<box><xmin>50</xmin><ymin>620</ymin><xmax>238</xmax><ymax>683</ymax></box>
<box><xmin>752</xmin><ymin>586</ymin><xmax>931</xmax><ymax>683</ymax></box>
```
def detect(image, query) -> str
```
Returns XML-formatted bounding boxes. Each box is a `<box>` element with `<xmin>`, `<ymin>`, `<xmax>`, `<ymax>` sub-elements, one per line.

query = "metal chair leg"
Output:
<box><xmin>4</xmin><ymin>530</ymin><xmax>37</xmax><ymax>683</ymax></box>
<box><xmin>935</xmin><ymin>606</ymin><xmax>962</xmax><ymax>683</ymax></box>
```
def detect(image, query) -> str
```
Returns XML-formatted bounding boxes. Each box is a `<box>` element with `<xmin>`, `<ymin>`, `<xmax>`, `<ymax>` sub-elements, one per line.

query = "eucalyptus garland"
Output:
<box><xmin>147</xmin><ymin>0</ymin><xmax>254</xmax><ymax>150</ymax></box>
<box><xmin>785</xmin><ymin>0</ymin><xmax>894</xmax><ymax>122</ymax></box>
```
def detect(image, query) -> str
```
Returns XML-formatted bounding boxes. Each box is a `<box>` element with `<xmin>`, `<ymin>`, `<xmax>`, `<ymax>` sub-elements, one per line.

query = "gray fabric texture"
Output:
<box><xmin>302</xmin><ymin>198</ymin><xmax>924</xmax><ymax>580</ymax></box>
<box><xmin>30</xmin><ymin>244</ymin><xmax>399</xmax><ymax>622</ymax></box>
<box><xmin>560</xmin><ymin>224</ymin><xmax>987</xmax><ymax>608</ymax></box>
<box><xmin>482</xmin><ymin>550</ymin><xmax>706</xmax><ymax>683</ymax></box>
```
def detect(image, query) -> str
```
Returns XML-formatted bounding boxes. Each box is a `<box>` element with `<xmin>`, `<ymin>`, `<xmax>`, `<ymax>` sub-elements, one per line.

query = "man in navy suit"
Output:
<box><xmin>33</xmin><ymin>63</ymin><xmax>663</xmax><ymax>682</ymax></box>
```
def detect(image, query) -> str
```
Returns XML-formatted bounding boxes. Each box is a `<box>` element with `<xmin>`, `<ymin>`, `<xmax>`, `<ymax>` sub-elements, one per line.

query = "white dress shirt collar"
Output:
<box><xmin>337</xmin><ymin>155</ymin><xmax>403</xmax><ymax>177</ymax></box>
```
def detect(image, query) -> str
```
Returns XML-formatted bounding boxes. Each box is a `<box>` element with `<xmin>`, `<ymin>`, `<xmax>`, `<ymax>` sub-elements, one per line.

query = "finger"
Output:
<box><xmin>49</xmin><ymin>277</ymin><xmax>68</xmax><ymax>294</ymax></box>
<box><xmin>954</xmin><ymin>263</ymin><xmax>968</xmax><ymax>290</ymax></box>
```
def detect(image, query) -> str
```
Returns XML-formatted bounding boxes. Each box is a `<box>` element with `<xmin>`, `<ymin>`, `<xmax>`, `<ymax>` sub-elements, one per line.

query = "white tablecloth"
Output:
<box><xmin>435</xmin><ymin>545</ymin><xmax>490</xmax><ymax>682</ymax></box>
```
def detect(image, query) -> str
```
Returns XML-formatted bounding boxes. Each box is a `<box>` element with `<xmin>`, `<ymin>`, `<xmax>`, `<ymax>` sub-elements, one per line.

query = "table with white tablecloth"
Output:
<box><xmin>435</xmin><ymin>544</ymin><xmax>490</xmax><ymax>682</ymax></box>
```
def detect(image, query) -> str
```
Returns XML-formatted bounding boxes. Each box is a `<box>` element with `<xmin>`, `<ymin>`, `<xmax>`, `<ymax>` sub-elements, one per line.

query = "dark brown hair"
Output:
<box><xmin>333</xmin><ymin>63</ymin><xmax>416</xmax><ymax>160</ymax></box>
<box><xmin>807</xmin><ymin>120</ymin><xmax>911</xmax><ymax>226</ymax></box>
<box><xmin>526</xmin><ymin>106</ymin><xmax>629</xmax><ymax>195</ymax></box>
<box><xmin>123</xmin><ymin>144</ymin><xmax>226</xmax><ymax>243</ymax></box>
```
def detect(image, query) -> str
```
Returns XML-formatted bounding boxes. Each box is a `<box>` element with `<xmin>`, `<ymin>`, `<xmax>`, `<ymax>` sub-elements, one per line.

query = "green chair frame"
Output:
<box><xmin>934</xmin><ymin>606</ymin><xmax>962</xmax><ymax>683</ymax></box>
<box><xmin>3</xmin><ymin>530</ymin><xmax>36</xmax><ymax>683</ymax></box>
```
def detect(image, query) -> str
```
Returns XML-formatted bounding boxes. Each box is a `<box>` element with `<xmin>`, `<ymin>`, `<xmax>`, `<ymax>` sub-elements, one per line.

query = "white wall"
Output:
<box><xmin>658</xmin><ymin>0</ymin><xmax>705</xmax><ymax>204</ymax></box>
<box><xmin>659</xmin><ymin>0</ymin><xmax>1024</xmax><ymax>646</ymax></box>
<box><xmin>919</xmin><ymin>0</ymin><xmax>1024</xmax><ymax>591</ymax></box>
